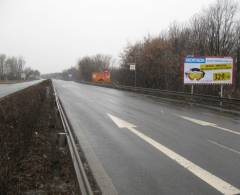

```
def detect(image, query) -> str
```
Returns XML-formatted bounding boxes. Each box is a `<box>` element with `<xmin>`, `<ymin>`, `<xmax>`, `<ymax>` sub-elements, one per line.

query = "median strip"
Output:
<box><xmin>0</xmin><ymin>80</ymin><xmax>79</xmax><ymax>194</ymax></box>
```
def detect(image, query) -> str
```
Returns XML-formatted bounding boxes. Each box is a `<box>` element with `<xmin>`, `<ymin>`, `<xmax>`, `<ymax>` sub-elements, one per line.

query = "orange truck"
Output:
<box><xmin>92</xmin><ymin>71</ymin><xmax>111</xmax><ymax>83</ymax></box>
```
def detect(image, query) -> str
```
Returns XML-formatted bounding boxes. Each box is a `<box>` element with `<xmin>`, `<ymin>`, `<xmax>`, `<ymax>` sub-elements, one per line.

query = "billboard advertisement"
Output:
<box><xmin>92</xmin><ymin>70</ymin><xmax>111</xmax><ymax>83</ymax></box>
<box><xmin>183</xmin><ymin>56</ymin><xmax>234</xmax><ymax>84</ymax></box>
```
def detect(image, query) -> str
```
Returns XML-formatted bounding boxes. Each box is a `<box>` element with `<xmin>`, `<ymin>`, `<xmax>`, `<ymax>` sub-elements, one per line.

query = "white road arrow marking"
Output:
<box><xmin>180</xmin><ymin>115</ymin><xmax>240</xmax><ymax>136</ymax></box>
<box><xmin>108</xmin><ymin>114</ymin><xmax>136</xmax><ymax>128</ymax></box>
<box><xmin>108</xmin><ymin>113</ymin><xmax>240</xmax><ymax>195</ymax></box>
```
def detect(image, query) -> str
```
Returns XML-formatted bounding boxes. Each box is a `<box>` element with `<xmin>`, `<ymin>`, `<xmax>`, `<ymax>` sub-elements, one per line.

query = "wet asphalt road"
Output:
<box><xmin>53</xmin><ymin>80</ymin><xmax>240</xmax><ymax>195</ymax></box>
<box><xmin>0</xmin><ymin>80</ymin><xmax>42</xmax><ymax>98</ymax></box>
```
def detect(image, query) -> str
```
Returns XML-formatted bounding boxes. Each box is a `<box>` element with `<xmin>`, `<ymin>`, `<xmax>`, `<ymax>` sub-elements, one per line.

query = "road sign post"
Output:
<box><xmin>220</xmin><ymin>84</ymin><xmax>223</xmax><ymax>98</ymax></box>
<box><xmin>191</xmin><ymin>85</ymin><xmax>194</xmax><ymax>95</ymax></box>
<box><xmin>220</xmin><ymin>84</ymin><xmax>224</xmax><ymax>107</ymax></box>
<box><xmin>129</xmin><ymin>64</ymin><xmax>136</xmax><ymax>88</ymax></box>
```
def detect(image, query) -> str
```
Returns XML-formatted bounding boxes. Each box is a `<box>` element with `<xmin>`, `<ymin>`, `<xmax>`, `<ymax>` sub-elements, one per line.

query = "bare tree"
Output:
<box><xmin>190</xmin><ymin>15</ymin><xmax>208</xmax><ymax>55</ymax></box>
<box><xmin>205</xmin><ymin>0</ymin><xmax>239</xmax><ymax>55</ymax></box>
<box><xmin>17</xmin><ymin>57</ymin><xmax>25</xmax><ymax>79</ymax></box>
<box><xmin>61</xmin><ymin>67</ymin><xmax>79</xmax><ymax>81</ymax></box>
<box><xmin>23</xmin><ymin>67</ymin><xmax>40</xmax><ymax>80</ymax></box>
<box><xmin>78</xmin><ymin>54</ymin><xmax>113</xmax><ymax>81</ymax></box>
<box><xmin>0</xmin><ymin>54</ymin><xmax>38</xmax><ymax>81</ymax></box>
<box><xmin>0</xmin><ymin>54</ymin><xmax>6</xmax><ymax>80</ymax></box>
<box><xmin>5</xmin><ymin>57</ymin><xmax>18</xmax><ymax>80</ymax></box>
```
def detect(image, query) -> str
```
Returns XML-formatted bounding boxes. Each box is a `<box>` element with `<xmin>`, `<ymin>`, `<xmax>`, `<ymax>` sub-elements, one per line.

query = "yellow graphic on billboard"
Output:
<box><xmin>185</xmin><ymin>68</ymin><xmax>205</xmax><ymax>80</ymax></box>
<box><xmin>200</xmin><ymin>64</ymin><xmax>232</xmax><ymax>71</ymax></box>
<box><xmin>213</xmin><ymin>72</ymin><xmax>231</xmax><ymax>81</ymax></box>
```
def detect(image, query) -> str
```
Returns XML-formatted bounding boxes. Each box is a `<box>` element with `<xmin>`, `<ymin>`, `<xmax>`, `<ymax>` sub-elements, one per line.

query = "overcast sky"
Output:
<box><xmin>0</xmin><ymin>0</ymin><xmax>216</xmax><ymax>74</ymax></box>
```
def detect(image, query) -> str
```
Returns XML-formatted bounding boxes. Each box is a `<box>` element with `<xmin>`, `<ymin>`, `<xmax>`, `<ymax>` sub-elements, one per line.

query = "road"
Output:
<box><xmin>0</xmin><ymin>80</ymin><xmax>42</xmax><ymax>98</ymax></box>
<box><xmin>53</xmin><ymin>80</ymin><xmax>240</xmax><ymax>195</ymax></box>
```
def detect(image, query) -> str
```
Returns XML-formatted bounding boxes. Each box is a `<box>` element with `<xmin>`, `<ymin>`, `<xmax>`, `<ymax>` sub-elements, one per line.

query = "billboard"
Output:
<box><xmin>92</xmin><ymin>70</ymin><xmax>111</xmax><ymax>83</ymax></box>
<box><xmin>183</xmin><ymin>56</ymin><xmax>234</xmax><ymax>84</ymax></box>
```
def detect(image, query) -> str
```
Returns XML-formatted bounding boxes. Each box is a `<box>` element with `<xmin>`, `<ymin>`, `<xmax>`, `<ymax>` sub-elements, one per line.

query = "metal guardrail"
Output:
<box><xmin>114</xmin><ymin>84</ymin><xmax>240</xmax><ymax>107</ymax></box>
<box><xmin>53</xmin><ymin>85</ymin><xmax>94</xmax><ymax>195</ymax></box>
<box><xmin>79</xmin><ymin>81</ymin><xmax>240</xmax><ymax>110</ymax></box>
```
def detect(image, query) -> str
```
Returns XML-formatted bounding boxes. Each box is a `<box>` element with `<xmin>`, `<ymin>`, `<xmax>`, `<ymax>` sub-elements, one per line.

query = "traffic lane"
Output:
<box><xmin>173</xmin><ymin>107</ymin><xmax>240</xmax><ymax>135</ymax></box>
<box><xmin>67</xmin><ymin>81</ymin><xmax>240</xmax><ymax>150</ymax></box>
<box><xmin>91</xmin><ymin>84</ymin><xmax>240</xmax><ymax>187</ymax></box>
<box><xmin>55</xmin><ymin>84</ymin><xmax>220</xmax><ymax>195</ymax></box>
<box><xmin>116</xmin><ymin>86</ymin><xmax>239</xmax><ymax>133</ymax></box>
<box><xmin>54</xmin><ymin>80</ymin><xmax>240</xmax><ymax>191</ymax></box>
<box><xmin>70</xmin><ymin>83</ymin><xmax>240</xmax><ymax>189</ymax></box>
<box><xmin>175</xmin><ymin>114</ymin><xmax>240</xmax><ymax>154</ymax></box>
<box><xmin>70</xmin><ymin>80</ymin><xmax>240</xmax><ymax>133</ymax></box>
<box><xmin>136</xmin><ymin>96</ymin><xmax>240</xmax><ymax>154</ymax></box>
<box><xmin>0</xmin><ymin>80</ymin><xmax>42</xmax><ymax>98</ymax></box>
<box><xmin>110</xmin><ymin>112</ymin><xmax>240</xmax><ymax>190</ymax></box>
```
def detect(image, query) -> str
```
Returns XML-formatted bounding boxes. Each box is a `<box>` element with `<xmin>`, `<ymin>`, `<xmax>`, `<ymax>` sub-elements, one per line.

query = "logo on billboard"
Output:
<box><xmin>185</xmin><ymin>57</ymin><xmax>206</xmax><ymax>63</ymax></box>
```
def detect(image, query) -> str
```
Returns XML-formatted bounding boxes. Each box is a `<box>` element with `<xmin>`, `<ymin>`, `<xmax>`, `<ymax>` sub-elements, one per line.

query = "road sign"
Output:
<box><xmin>130</xmin><ymin>64</ymin><xmax>136</xmax><ymax>71</ymax></box>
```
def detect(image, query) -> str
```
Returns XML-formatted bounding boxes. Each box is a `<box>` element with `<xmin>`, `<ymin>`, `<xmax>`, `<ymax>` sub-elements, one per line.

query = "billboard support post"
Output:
<box><xmin>191</xmin><ymin>85</ymin><xmax>194</xmax><ymax>95</ymax></box>
<box><xmin>220</xmin><ymin>84</ymin><xmax>224</xmax><ymax>98</ymax></box>
<box><xmin>220</xmin><ymin>84</ymin><xmax>224</xmax><ymax>107</ymax></box>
